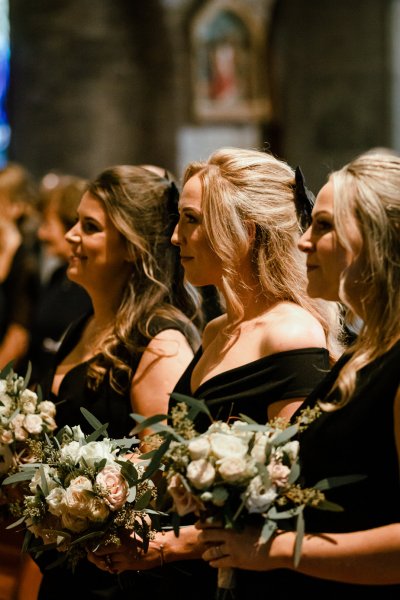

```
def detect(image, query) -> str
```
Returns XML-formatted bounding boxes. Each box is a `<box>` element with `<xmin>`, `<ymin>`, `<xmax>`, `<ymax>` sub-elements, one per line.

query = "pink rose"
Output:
<box><xmin>167</xmin><ymin>473</ymin><xmax>205</xmax><ymax>516</ymax></box>
<box><xmin>267</xmin><ymin>459</ymin><xmax>291</xmax><ymax>488</ymax></box>
<box><xmin>96</xmin><ymin>465</ymin><xmax>128</xmax><ymax>511</ymax></box>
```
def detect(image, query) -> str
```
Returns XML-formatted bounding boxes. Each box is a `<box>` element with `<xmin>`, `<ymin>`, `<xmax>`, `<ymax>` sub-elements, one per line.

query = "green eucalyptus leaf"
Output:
<box><xmin>40</xmin><ymin>464</ymin><xmax>49</xmax><ymax>497</ymax></box>
<box><xmin>129</xmin><ymin>413</ymin><xmax>169</xmax><ymax>435</ymax></box>
<box><xmin>85</xmin><ymin>423</ymin><xmax>109</xmax><ymax>443</ymax></box>
<box><xmin>259</xmin><ymin>519</ymin><xmax>277</xmax><ymax>544</ymax></box>
<box><xmin>6</xmin><ymin>516</ymin><xmax>26</xmax><ymax>529</ymax></box>
<box><xmin>272</xmin><ymin>424</ymin><xmax>298</xmax><ymax>446</ymax></box>
<box><xmin>2</xmin><ymin>469</ymin><xmax>36</xmax><ymax>485</ymax></box>
<box><xmin>134</xmin><ymin>488</ymin><xmax>153</xmax><ymax>510</ymax></box>
<box><xmin>23</xmin><ymin>362</ymin><xmax>32</xmax><ymax>391</ymax></box>
<box><xmin>238</xmin><ymin>413</ymin><xmax>258</xmax><ymax>424</ymax></box>
<box><xmin>293</xmin><ymin>510</ymin><xmax>305</xmax><ymax>568</ymax></box>
<box><xmin>288</xmin><ymin>461</ymin><xmax>300</xmax><ymax>484</ymax></box>
<box><xmin>313</xmin><ymin>474</ymin><xmax>366</xmax><ymax>491</ymax></box>
<box><xmin>80</xmin><ymin>407</ymin><xmax>107</xmax><ymax>433</ymax></box>
<box><xmin>0</xmin><ymin>360</ymin><xmax>14</xmax><ymax>379</ymax></box>
<box><xmin>316</xmin><ymin>499</ymin><xmax>344</xmax><ymax>512</ymax></box>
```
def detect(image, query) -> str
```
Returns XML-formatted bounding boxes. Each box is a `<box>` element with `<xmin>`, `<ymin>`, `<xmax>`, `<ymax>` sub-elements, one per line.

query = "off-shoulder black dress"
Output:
<box><xmin>261</xmin><ymin>340</ymin><xmax>400</xmax><ymax>598</ymax></box>
<box><xmin>36</xmin><ymin>312</ymin><xmax>197</xmax><ymax>600</ymax></box>
<box><xmin>155</xmin><ymin>346</ymin><xmax>330</xmax><ymax>599</ymax></box>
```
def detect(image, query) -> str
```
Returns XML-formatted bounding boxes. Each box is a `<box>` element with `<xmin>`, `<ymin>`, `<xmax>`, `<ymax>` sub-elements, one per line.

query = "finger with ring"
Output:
<box><xmin>104</xmin><ymin>554</ymin><xmax>113</xmax><ymax>569</ymax></box>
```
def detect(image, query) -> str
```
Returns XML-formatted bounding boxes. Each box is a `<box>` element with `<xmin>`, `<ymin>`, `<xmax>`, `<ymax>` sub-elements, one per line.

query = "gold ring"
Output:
<box><xmin>104</xmin><ymin>554</ymin><xmax>113</xmax><ymax>569</ymax></box>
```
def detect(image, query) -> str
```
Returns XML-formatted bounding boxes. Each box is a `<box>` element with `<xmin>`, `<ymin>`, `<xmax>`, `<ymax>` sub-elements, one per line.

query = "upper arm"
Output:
<box><xmin>130</xmin><ymin>329</ymin><xmax>194</xmax><ymax>438</ymax></box>
<box><xmin>261</xmin><ymin>310</ymin><xmax>327</xmax><ymax>356</ymax></box>
<box><xmin>201</xmin><ymin>314</ymin><xmax>226</xmax><ymax>350</ymax></box>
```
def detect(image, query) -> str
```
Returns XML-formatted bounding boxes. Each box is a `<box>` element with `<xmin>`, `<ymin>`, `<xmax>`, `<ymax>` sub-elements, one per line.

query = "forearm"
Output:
<box><xmin>163</xmin><ymin>525</ymin><xmax>206</xmax><ymax>563</ymax></box>
<box><xmin>274</xmin><ymin>524</ymin><xmax>400</xmax><ymax>585</ymax></box>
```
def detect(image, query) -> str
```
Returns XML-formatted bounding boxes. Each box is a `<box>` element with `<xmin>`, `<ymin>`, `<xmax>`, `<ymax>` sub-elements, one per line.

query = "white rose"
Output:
<box><xmin>10</xmin><ymin>413</ymin><xmax>25</xmax><ymax>428</ymax></box>
<box><xmin>0</xmin><ymin>393</ymin><xmax>12</xmax><ymax>413</ymax></box>
<box><xmin>46</xmin><ymin>487</ymin><xmax>66</xmax><ymax>516</ymax></box>
<box><xmin>0</xmin><ymin>430</ymin><xmax>13</xmax><ymax>444</ymax></box>
<box><xmin>60</xmin><ymin>440</ymin><xmax>81</xmax><ymax>465</ymax></box>
<box><xmin>218</xmin><ymin>456</ymin><xmax>257</xmax><ymax>483</ymax></box>
<box><xmin>20</xmin><ymin>389</ymin><xmax>38</xmax><ymax>414</ymax></box>
<box><xmin>244</xmin><ymin>475</ymin><xmax>277</xmax><ymax>514</ymax></box>
<box><xmin>187</xmin><ymin>458</ymin><xmax>216</xmax><ymax>490</ymax></box>
<box><xmin>187</xmin><ymin>436</ymin><xmax>211</xmax><ymax>460</ymax></box>
<box><xmin>209</xmin><ymin>433</ymin><xmax>248</xmax><ymax>460</ymax></box>
<box><xmin>282</xmin><ymin>441</ymin><xmax>300</xmax><ymax>462</ymax></box>
<box><xmin>78</xmin><ymin>439</ymin><xmax>116</xmax><ymax>468</ymax></box>
<box><xmin>38</xmin><ymin>401</ymin><xmax>56</xmax><ymax>418</ymax></box>
<box><xmin>71</xmin><ymin>425</ymin><xmax>85</xmax><ymax>441</ymax></box>
<box><xmin>14</xmin><ymin>427</ymin><xmax>28</xmax><ymax>442</ymax></box>
<box><xmin>0</xmin><ymin>443</ymin><xmax>13</xmax><ymax>474</ymax></box>
<box><xmin>207</xmin><ymin>422</ymin><xmax>230</xmax><ymax>434</ymax></box>
<box><xmin>23</xmin><ymin>414</ymin><xmax>43</xmax><ymax>435</ymax></box>
<box><xmin>230</xmin><ymin>421</ymin><xmax>254</xmax><ymax>444</ymax></box>
<box><xmin>29</xmin><ymin>465</ymin><xmax>58</xmax><ymax>494</ymax></box>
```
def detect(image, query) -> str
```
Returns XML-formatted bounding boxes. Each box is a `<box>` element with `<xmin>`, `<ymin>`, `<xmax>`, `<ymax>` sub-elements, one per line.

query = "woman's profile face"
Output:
<box><xmin>64</xmin><ymin>192</ymin><xmax>131</xmax><ymax>295</ymax></box>
<box><xmin>171</xmin><ymin>174</ymin><xmax>223</xmax><ymax>288</ymax></box>
<box><xmin>298</xmin><ymin>182</ymin><xmax>364</xmax><ymax>308</ymax></box>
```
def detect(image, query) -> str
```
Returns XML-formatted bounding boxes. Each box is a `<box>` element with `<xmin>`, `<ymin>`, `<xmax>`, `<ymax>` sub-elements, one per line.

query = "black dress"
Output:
<box><xmin>263</xmin><ymin>340</ymin><xmax>400</xmax><ymax>598</ymax></box>
<box><xmin>163</xmin><ymin>345</ymin><xmax>330</xmax><ymax>599</ymax></box>
<box><xmin>36</xmin><ymin>313</ymin><xmax>196</xmax><ymax>600</ymax></box>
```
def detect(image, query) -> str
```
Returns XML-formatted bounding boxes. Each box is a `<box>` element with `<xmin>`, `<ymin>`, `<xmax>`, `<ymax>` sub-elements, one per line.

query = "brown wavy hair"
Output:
<box><xmin>85</xmin><ymin>165</ymin><xmax>201</xmax><ymax>392</ymax></box>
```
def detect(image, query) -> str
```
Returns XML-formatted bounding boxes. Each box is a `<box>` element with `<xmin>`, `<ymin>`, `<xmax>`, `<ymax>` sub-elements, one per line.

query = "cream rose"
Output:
<box><xmin>209</xmin><ymin>433</ymin><xmax>248</xmax><ymax>460</ymax></box>
<box><xmin>46</xmin><ymin>487</ymin><xmax>67</xmax><ymax>516</ymax></box>
<box><xmin>23</xmin><ymin>414</ymin><xmax>43</xmax><ymax>435</ymax></box>
<box><xmin>20</xmin><ymin>389</ymin><xmax>38</xmax><ymax>414</ymax></box>
<box><xmin>96</xmin><ymin>465</ymin><xmax>128</xmax><ymax>511</ymax></box>
<box><xmin>86</xmin><ymin>496</ymin><xmax>110</xmax><ymax>522</ymax></box>
<box><xmin>187</xmin><ymin>458</ymin><xmax>216</xmax><ymax>490</ymax></box>
<box><xmin>282</xmin><ymin>441</ymin><xmax>300</xmax><ymax>462</ymax></box>
<box><xmin>187</xmin><ymin>436</ymin><xmax>211</xmax><ymax>460</ymax></box>
<box><xmin>38</xmin><ymin>400</ymin><xmax>56</xmax><ymax>418</ymax></box>
<box><xmin>0</xmin><ymin>429</ymin><xmax>13</xmax><ymax>444</ymax></box>
<box><xmin>218</xmin><ymin>456</ymin><xmax>256</xmax><ymax>483</ymax></box>
<box><xmin>64</xmin><ymin>476</ymin><xmax>93</xmax><ymax>516</ymax></box>
<box><xmin>61</xmin><ymin>512</ymin><xmax>89</xmax><ymax>533</ymax></box>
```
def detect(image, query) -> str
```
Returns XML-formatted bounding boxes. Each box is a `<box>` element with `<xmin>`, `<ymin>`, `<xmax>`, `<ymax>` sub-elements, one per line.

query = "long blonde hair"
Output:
<box><xmin>183</xmin><ymin>147</ymin><xmax>342</xmax><ymax>361</ymax></box>
<box><xmin>86</xmin><ymin>165</ymin><xmax>201</xmax><ymax>392</ymax></box>
<box><xmin>327</xmin><ymin>150</ymin><xmax>400</xmax><ymax>406</ymax></box>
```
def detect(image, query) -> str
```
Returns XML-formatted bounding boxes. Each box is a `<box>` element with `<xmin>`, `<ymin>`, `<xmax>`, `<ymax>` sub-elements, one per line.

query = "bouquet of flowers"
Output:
<box><xmin>3</xmin><ymin>408</ymin><xmax>157</xmax><ymax>570</ymax></box>
<box><xmin>0</xmin><ymin>363</ymin><xmax>57</xmax><ymax>518</ymax></box>
<box><xmin>132</xmin><ymin>394</ymin><xmax>363</xmax><ymax>598</ymax></box>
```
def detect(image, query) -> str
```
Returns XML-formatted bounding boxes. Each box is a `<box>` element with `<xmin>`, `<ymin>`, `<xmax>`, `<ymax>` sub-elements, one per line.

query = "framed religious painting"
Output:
<box><xmin>190</xmin><ymin>0</ymin><xmax>272</xmax><ymax>123</ymax></box>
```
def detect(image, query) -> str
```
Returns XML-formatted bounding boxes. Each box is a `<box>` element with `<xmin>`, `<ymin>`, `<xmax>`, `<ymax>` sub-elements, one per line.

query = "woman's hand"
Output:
<box><xmin>88</xmin><ymin>525</ymin><xmax>205</xmax><ymax>574</ymax></box>
<box><xmin>197</xmin><ymin>523</ymin><xmax>291</xmax><ymax>572</ymax></box>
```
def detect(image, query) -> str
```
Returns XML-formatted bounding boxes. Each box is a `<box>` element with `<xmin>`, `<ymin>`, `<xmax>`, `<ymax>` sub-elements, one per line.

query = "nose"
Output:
<box><xmin>171</xmin><ymin>222</ymin><xmax>181</xmax><ymax>246</ymax></box>
<box><xmin>65</xmin><ymin>221</ymin><xmax>81</xmax><ymax>245</ymax></box>
<box><xmin>298</xmin><ymin>226</ymin><xmax>313</xmax><ymax>253</ymax></box>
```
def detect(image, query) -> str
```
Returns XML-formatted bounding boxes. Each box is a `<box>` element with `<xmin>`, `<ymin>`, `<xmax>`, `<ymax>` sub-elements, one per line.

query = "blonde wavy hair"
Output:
<box><xmin>183</xmin><ymin>147</ymin><xmax>342</xmax><ymax>362</ymax></box>
<box><xmin>86</xmin><ymin>165</ymin><xmax>201</xmax><ymax>392</ymax></box>
<box><xmin>325</xmin><ymin>150</ymin><xmax>400</xmax><ymax>407</ymax></box>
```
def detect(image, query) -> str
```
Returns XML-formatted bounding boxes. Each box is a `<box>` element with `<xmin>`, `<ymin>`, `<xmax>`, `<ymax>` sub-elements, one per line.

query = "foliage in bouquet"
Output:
<box><xmin>0</xmin><ymin>363</ymin><xmax>57</xmax><ymax>519</ymax></box>
<box><xmin>4</xmin><ymin>409</ymin><xmax>158</xmax><ymax>570</ymax></box>
<box><xmin>132</xmin><ymin>394</ymin><xmax>363</xmax><ymax>566</ymax></box>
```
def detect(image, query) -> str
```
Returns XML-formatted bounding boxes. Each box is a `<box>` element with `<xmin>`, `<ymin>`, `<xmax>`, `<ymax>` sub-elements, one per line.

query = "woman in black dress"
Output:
<box><xmin>35</xmin><ymin>165</ymin><xmax>200</xmax><ymax>600</ymax></box>
<box><xmin>89</xmin><ymin>148</ymin><xmax>342</xmax><ymax>595</ymax></box>
<box><xmin>200</xmin><ymin>150</ymin><xmax>400</xmax><ymax>598</ymax></box>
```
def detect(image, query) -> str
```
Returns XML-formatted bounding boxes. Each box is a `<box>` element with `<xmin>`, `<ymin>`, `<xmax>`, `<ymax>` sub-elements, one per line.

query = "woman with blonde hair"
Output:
<box><xmin>199</xmin><ymin>149</ymin><xmax>400</xmax><ymax>598</ymax></box>
<box><xmin>90</xmin><ymin>148</ymin><xmax>341</xmax><ymax>598</ymax></box>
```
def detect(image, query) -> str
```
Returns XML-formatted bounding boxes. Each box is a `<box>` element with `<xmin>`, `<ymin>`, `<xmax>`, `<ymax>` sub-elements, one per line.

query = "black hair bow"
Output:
<box><xmin>294</xmin><ymin>166</ymin><xmax>315</xmax><ymax>231</ymax></box>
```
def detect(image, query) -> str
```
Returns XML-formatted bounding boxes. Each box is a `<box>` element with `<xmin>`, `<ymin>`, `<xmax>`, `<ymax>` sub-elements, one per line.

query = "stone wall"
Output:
<box><xmin>7</xmin><ymin>0</ymin><xmax>392</xmax><ymax>190</ymax></box>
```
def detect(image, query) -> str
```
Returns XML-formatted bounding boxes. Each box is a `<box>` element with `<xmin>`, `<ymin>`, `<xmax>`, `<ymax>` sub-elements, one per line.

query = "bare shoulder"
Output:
<box><xmin>202</xmin><ymin>314</ymin><xmax>227</xmax><ymax>349</ymax></box>
<box><xmin>145</xmin><ymin>328</ymin><xmax>193</xmax><ymax>356</ymax></box>
<box><xmin>260</xmin><ymin>303</ymin><xmax>327</xmax><ymax>355</ymax></box>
